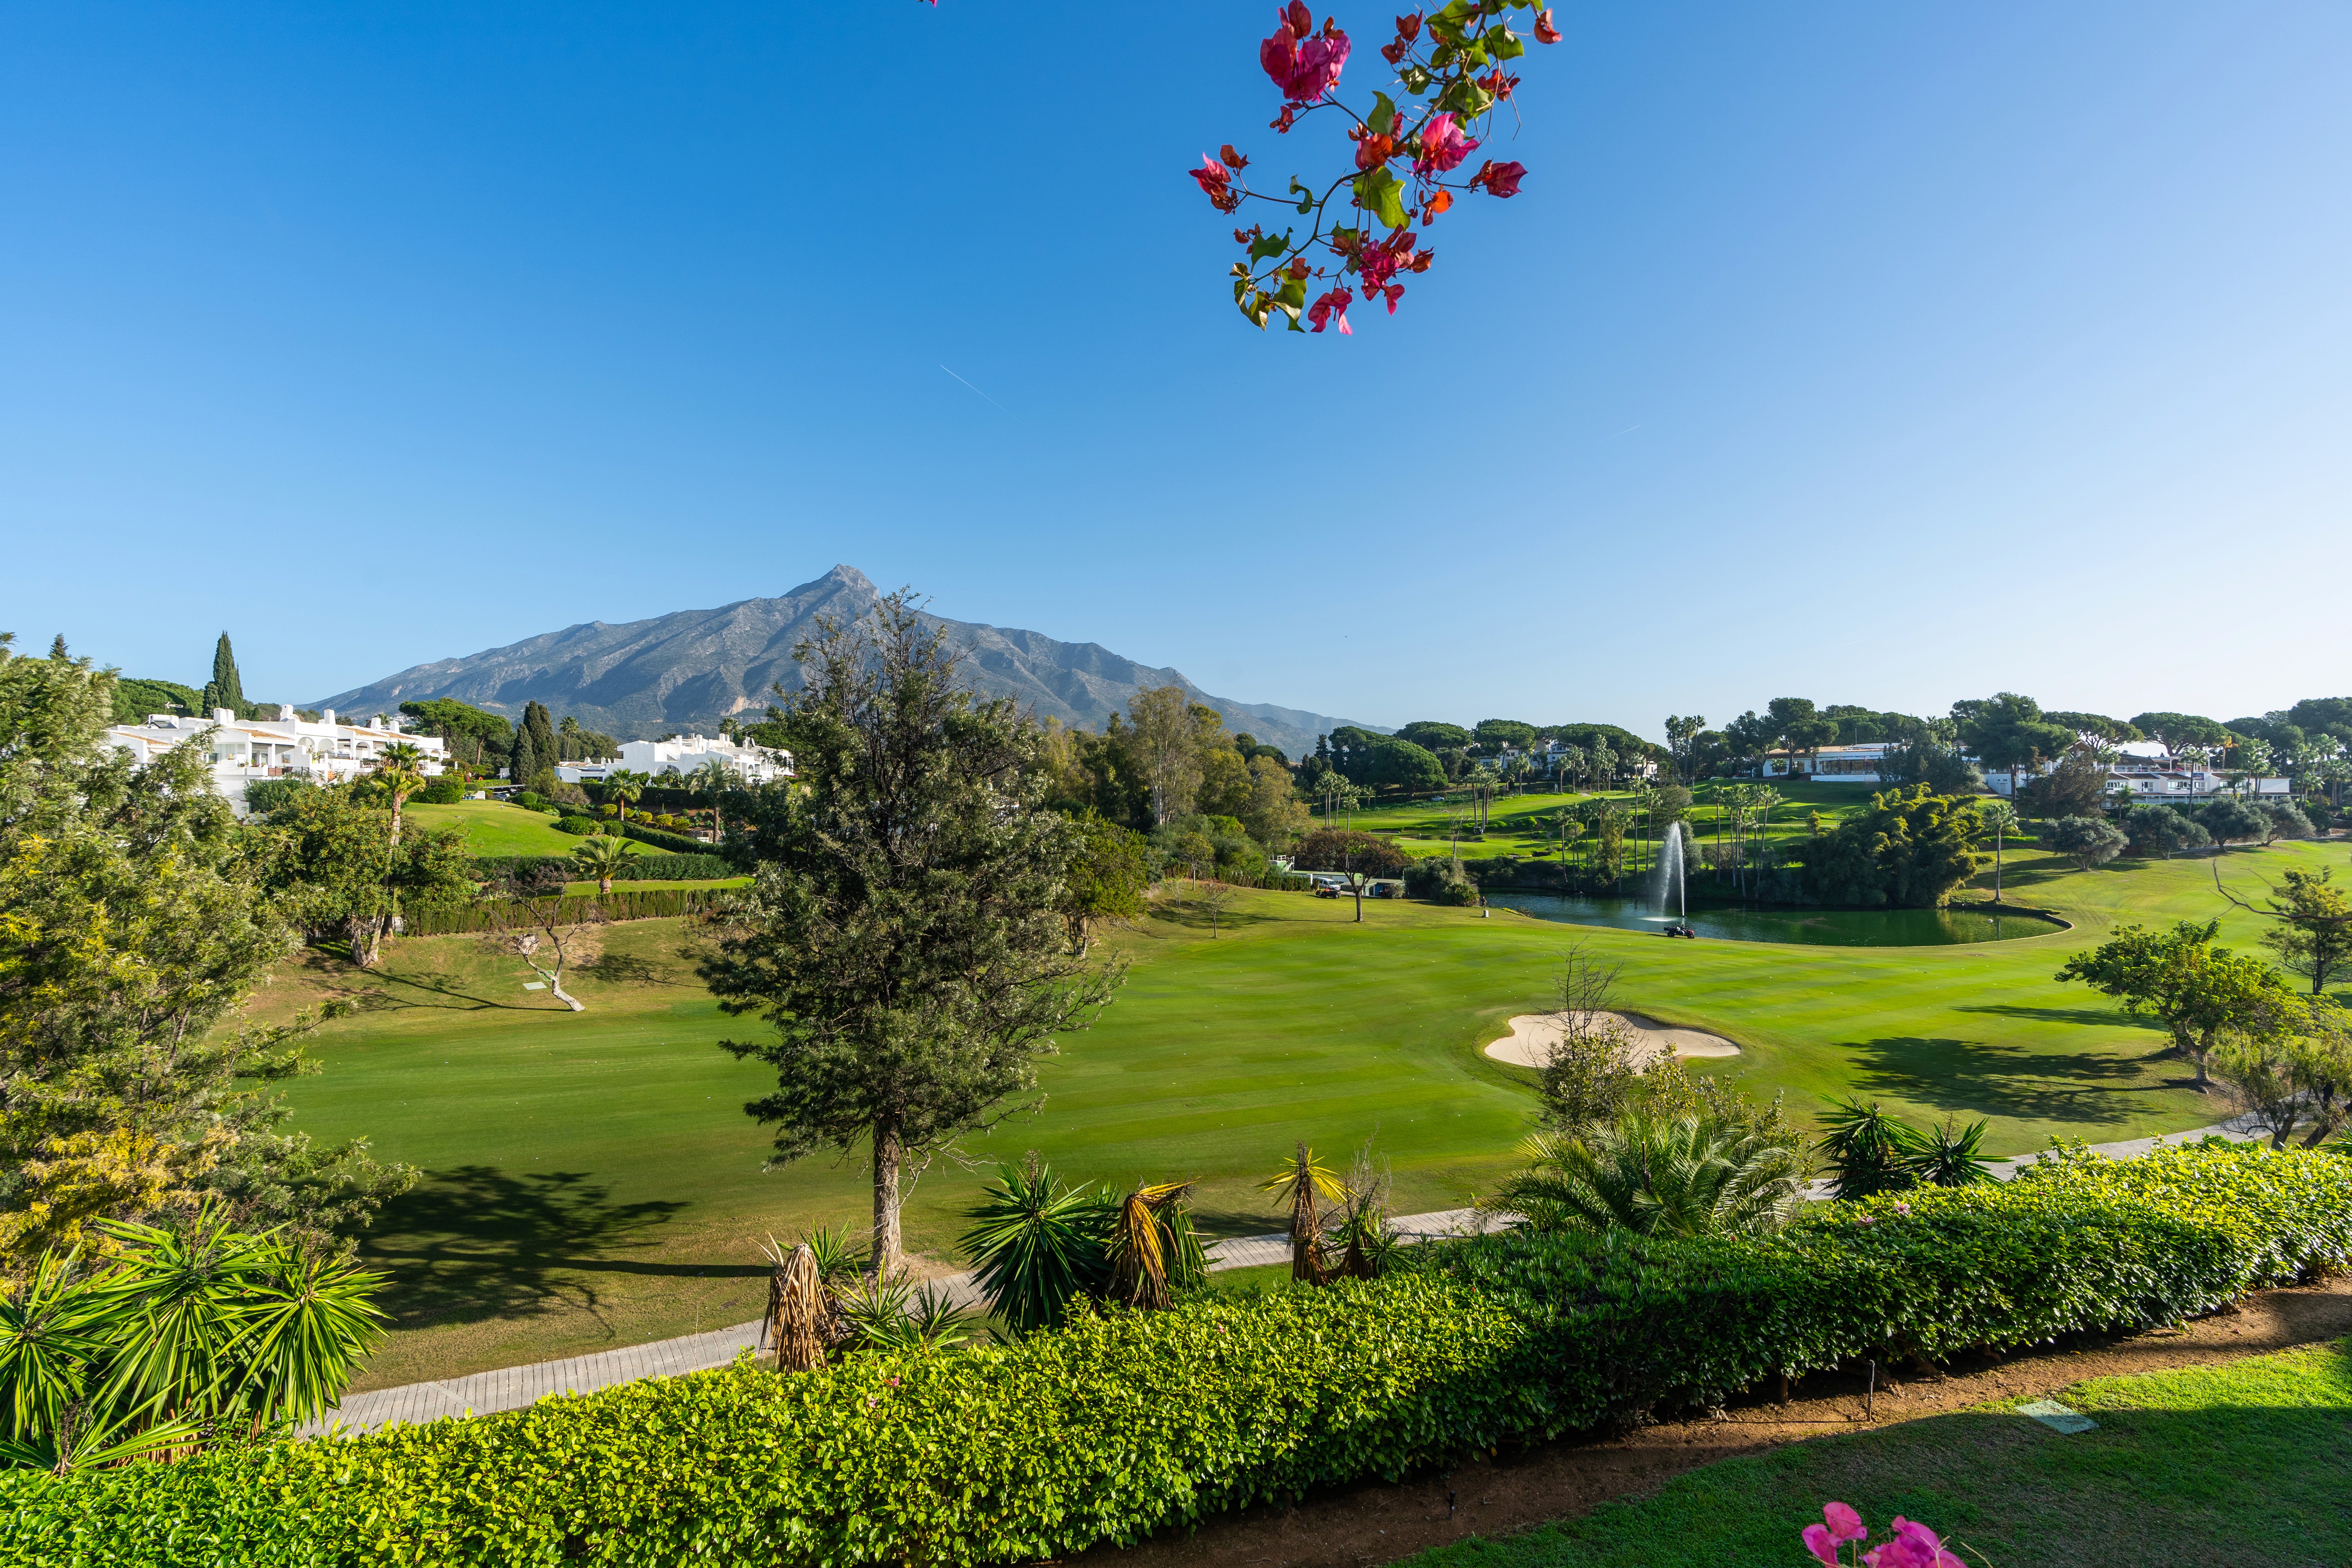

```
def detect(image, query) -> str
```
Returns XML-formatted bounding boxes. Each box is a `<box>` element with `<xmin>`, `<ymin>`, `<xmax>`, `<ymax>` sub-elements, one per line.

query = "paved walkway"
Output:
<box><xmin>314</xmin><ymin>1123</ymin><xmax>2264</xmax><ymax>1437</ymax></box>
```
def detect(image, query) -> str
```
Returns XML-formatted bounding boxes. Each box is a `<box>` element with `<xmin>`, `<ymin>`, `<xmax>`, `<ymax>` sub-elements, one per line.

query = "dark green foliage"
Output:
<box><xmin>1394</xmin><ymin>721</ymin><xmax>1470</xmax><ymax>751</ymax></box>
<box><xmin>414</xmin><ymin>777</ymin><xmax>465</xmax><ymax>806</ymax></box>
<box><xmin>1797</xmin><ymin>786</ymin><xmax>1982</xmax><ymax>907</ymax></box>
<box><xmin>2257</xmin><ymin>799</ymin><xmax>2315</xmax><ymax>842</ymax></box>
<box><xmin>2122</xmin><ymin>804</ymin><xmax>2210</xmax><ymax>857</ymax></box>
<box><xmin>1472</xmin><ymin>719</ymin><xmax>1537</xmax><ymax>752</ymax></box>
<box><xmin>2043</xmin><ymin>710</ymin><xmax>2145</xmax><ymax>742</ymax></box>
<box><xmin>2040</xmin><ymin>815</ymin><xmax>2129</xmax><ymax>870</ymax></box>
<box><xmin>7</xmin><ymin>1145</ymin><xmax>2345</xmax><ymax>1566</ymax></box>
<box><xmin>1873</xmin><ymin>737</ymin><xmax>1982</xmax><ymax>795</ymax></box>
<box><xmin>552</xmin><ymin>815</ymin><xmax>599</xmax><ymax>835</ymax></box>
<box><xmin>2016</xmin><ymin>743</ymin><xmax>2114</xmax><ymax>820</ymax></box>
<box><xmin>2128</xmin><ymin>711</ymin><xmax>2232</xmax><ymax>748</ymax></box>
<box><xmin>619</xmin><ymin>821</ymin><xmax>708</xmax><ymax>854</ymax></box>
<box><xmin>1403</xmin><ymin>856</ymin><xmax>1479</xmax><ymax>904</ymax></box>
<box><xmin>396</xmin><ymin>699</ymin><xmax>512</xmax><ymax>772</ymax></box>
<box><xmin>1327</xmin><ymin>730</ymin><xmax>1446</xmax><ymax>792</ymax></box>
<box><xmin>2196</xmin><ymin>797</ymin><xmax>2269</xmax><ymax>847</ymax></box>
<box><xmin>1815</xmin><ymin>1099</ymin><xmax>1997</xmax><ymax>1196</ymax></box>
<box><xmin>198</xmin><ymin>633</ymin><xmax>247</xmax><ymax>720</ymax></box>
<box><xmin>241</xmin><ymin>777</ymin><xmax>318</xmax><ymax>818</ymax></box>
<box><xmin>108</xmin><ymin>677</ymin><xmax>201</xmax><ymax>725</ymax></box>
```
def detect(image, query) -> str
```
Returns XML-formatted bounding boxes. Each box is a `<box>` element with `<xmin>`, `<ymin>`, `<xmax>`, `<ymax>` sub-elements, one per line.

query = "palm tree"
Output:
<box><xmin>1978</xmin><ymin>800</ymin><xmax>2018</xmax><ymax>904</ymax></box>
<box><xmin>371</xmin><ymin>741</ymin><xmax>428</xmax><ymax>845</ymax></box>
<box><xmin>570</xmin><ymin>831</ymin><xmax>633</xmax><ymax>895</ymax></box>
<box><xmin>603</xmin><ymin>769</ymin><xmax>646</xmax><ymax>826</ymax></box>
<box><xmin>1495</xmin><ymin>1116</ymin><xmax>1809</xmax><ymax>1238</ymax></box>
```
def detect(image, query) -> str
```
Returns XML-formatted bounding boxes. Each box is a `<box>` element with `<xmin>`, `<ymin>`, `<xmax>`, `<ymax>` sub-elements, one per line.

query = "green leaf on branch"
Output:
<box><xmin>1353</xmin><ymin>168</ymin><xmax>1410</xmax><ymax>231</ymax></box>
<box><xmin>1401</xmin><ymin>65</ymin><xmax>1433</xmax><ymax>94</ymax></box>
<box><xmin>1249</xmin><ymin>231</ymin><xmax>1294</xmax><ymax>263</ymax></box>
<box><xmin>1439</xmin><ymin>75</ymin><xmax>1495</xmax><ymax>120</ymax></box>
<box><xmin>1367</xmin><ymin>91</ymin><xmax>1397</xmax><ymax>136</ymax></box>
<box><xmin>1484</xmin><ymin>25</ymin><xmax>1525</xmax><ymax>60</ymax></box>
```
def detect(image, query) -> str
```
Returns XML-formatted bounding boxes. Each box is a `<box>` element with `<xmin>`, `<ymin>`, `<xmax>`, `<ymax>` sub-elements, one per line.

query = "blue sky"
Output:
<box><xmin>5</xmin><ymin>2</ymin><xmax>2347</xmax><ymax>738</ymax></box>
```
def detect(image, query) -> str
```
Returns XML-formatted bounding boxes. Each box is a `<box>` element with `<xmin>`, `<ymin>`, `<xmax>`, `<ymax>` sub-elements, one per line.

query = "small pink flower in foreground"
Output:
<box><xmin>1414</xmin><ymin>111</ymin><xmax>1479</xmax><ymax>176</ymax></box>
<box><xmin>1534</xmin><ymin>9</ymin><xmax>1562</xmax><ymax>44</ymax></box>
<box><xmin>1802</xmin><ymin>1501</ymin><xmax>1869</xmax><ymax>1566</ymax></box>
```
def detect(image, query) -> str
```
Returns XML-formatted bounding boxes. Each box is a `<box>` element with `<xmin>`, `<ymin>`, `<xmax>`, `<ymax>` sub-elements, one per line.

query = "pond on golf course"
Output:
<box><xmin>1480</xmin><ymin>891</ymin><xmax>2061</xmax><ymax>947</ymax></box>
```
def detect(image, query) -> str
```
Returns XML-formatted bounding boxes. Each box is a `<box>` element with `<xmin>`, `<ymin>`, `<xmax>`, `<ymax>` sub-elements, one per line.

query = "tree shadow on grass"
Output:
<box><xmin>575</xmin><ymin>951</ymin><xmax>680</xmax><ymax>987</ymax></box>
<box><xmin>1189</xmin><ymin>1204</ymin><xmax>1287</xmax><ymax>1241</ymax></box>
<box><xmin>1957</xmin><ymin>1002</ymin><xmax>2163</xmax><ymax>1031</ymax></box>
<box><xmin>358</xmin><ymin>1166</ymin><xmax>744</xmax><ymax>1333</ymax></box>
<box><xmin>1838</xmin><ymin>1038</ymin><xmax>2194</xmax><ymax>1129</ymax></box>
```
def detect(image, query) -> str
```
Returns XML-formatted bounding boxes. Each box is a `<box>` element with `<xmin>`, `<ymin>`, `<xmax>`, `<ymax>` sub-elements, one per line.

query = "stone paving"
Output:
<box><xmin>313</xmin><ymin>1123</ymin><xmax>2262</xmax><ymax>1436</ymax></box>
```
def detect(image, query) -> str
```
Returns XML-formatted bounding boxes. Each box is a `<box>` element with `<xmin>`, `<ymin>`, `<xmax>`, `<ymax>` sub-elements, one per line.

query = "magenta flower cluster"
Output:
<box><xmin>1803</xmin><ymin>1503</ymin><xmax>1970</xmax><ymax>1568</ymax></box>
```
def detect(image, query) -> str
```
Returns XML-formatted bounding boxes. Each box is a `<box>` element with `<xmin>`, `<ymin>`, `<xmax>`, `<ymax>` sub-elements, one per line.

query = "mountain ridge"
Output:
<box><xmin>310</xmin><ymin>566</ymin><xmax>1383</xmax><ymax>757</ymax></box>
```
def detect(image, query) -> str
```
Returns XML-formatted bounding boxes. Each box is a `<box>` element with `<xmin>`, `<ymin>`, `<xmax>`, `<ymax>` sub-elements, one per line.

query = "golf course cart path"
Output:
<box><xmin>311</xmin><ymin>1206</ymin><xmax>1505</xmax><ymax>1435</ymax></box>
<box><xmin>315</xmin><ymin>1115</ymin><xmax>2270</xmax><ymax>1438</ymax></box>
<box><xmin>1484</xmin><ymin>1011</ymin><xmax>1742</xmax><ymax>1071</ymax></box>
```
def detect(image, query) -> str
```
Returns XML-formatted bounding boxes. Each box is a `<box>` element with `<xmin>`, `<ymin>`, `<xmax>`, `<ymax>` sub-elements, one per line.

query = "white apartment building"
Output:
<box><xmin>104</xmin><ymin>706</ymin><xmax>448</xmax><ymax>814</ymax></box>
<box><xmin>1751</xmin><ymin>739</ymin><xmax>2289</xmax><ymax>803</ymax></box>
<box><xmin>555</xmin><ymin>732</ymin><xmax>790</xmax><ymax>786</ymax></box>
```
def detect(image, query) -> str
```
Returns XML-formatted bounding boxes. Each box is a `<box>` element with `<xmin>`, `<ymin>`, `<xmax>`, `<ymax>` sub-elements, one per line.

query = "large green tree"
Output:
<box><xmin>255</xmin><ymin>786</ymin><xmax>472</xmax><ymax>967</ymax></box>
<box><xmin>1798</xmin><ymin>786</ymin><xmax>1983</xmax><ymax>907</ymax></box>
<box><xmin>2258</xmin><ymin>867</ymin><xmax>2352</xmax><ymax>995</ymax></box>
<box><xmin>0</xmin><ymin>635</ymin><xmax>409</xmax><ymax>1267</ymax></box>
<box><xmin>2055</xmin><ymin>920</ymin><xmax>2290</xmax><ymax>1087</ymax></box>
<box><xmin>1953</xmin><ymin>693</ymin><xmax>2075</xmax><ymax>797</ymax></box>
<box><xmin>699</xmin><ymin>594</ymin><xmax>1124</xmax><ymax>1273</ymax></box>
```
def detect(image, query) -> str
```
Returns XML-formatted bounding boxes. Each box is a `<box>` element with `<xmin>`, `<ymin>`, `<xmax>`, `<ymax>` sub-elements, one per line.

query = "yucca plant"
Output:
<box><xmin>1907</xmin><ymin>1117</ymin><xmax>1998</xmax><ymax>1188</ymax></box>
<box><xmin>1815</xmin><ymin>1098</ymin><xmax>1928</xmax><ymax>1200</ymax></box>
<box><xmin>831</xmin><ymin>1275</ymin><xmax>974</xmax><ymax>1354</ymax></box>
<box><xmin>758</xmin><ymin>1240</ymin><xmax>829</xmax><ymax>1372</ymax></box>
<box><xmin>1330</xmin><ymin>1143</ymin><xmax>1398</xmax><ymax>1281</ymax></box>
<box><xmin>1262</xmin><ymin>1143</ymin><xmax>1342</xmax><ymax>1283</ymax></box>
<box><xmin>958</xmin><ymin>1157</ymin><xmax>1112</xmax><ymax>1335</ymax></box>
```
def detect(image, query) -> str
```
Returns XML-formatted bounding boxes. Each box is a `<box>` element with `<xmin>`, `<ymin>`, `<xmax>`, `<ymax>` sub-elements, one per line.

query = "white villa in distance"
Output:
<box><xmin>104</xmin><ymin>706</ymin><xmax>448</xmax><ymax>814</ymax></box>
<box><xmin>1754</xmin><ymin>740</ymin><xmax>2288</xmax><ymax>805</ymax></box>
<box><xmin>555</xmin><ymin>732</ymin><xmax>790</xmax><ymax>787</ymax></box>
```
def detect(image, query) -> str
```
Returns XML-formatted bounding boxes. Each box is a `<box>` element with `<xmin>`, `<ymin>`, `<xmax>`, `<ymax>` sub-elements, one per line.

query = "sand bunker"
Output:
<box><xmin>1484</xmin><ymin>1011</ymin><xmax>1741</xmax><ymax>1073</ymax></box>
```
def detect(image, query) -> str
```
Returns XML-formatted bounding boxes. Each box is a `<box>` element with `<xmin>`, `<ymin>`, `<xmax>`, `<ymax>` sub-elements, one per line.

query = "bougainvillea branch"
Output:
<box><xmin>1191</xmin><ymin>2</ymin><xmax>1557</xmax><ymax>335</ymax></box>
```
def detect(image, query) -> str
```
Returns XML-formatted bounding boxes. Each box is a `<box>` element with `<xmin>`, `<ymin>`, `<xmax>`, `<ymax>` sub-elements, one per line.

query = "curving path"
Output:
<box><xmin>310</xmin><ymin>1117</ymin><xmax>2265</xmax><ymax>1437</ymax></box>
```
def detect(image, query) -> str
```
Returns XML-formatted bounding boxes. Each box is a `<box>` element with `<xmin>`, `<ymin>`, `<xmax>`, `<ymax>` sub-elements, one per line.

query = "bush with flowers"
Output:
<box><xmin>1187</xmin><ymin>2</ymin><xmax>1561</xmax><ymax>334</ymax></box>
<box><xmin>1803</xmin><ymin>1502</ymin><xmax>1971</xmax><ymax>1568</ymax></box>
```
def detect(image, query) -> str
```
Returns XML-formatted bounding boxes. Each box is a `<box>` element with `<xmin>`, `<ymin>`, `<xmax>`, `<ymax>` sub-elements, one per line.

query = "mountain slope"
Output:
<box><xmin>311</xmin><ymin>566</ymin><xmax>1380</xmax><ymax>757</ymax></box>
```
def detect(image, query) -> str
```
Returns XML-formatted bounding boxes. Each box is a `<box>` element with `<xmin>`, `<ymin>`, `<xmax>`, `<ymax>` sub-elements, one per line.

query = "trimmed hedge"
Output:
<box><xmin>5</xmin><ymin>1144</ymin><xmax>2345</xmax><ymax>1567</ymax></box>
<box><xmin>403</xmin><ymin>887</ymin><xmax>728</xmax><ymax>935</ymax></box>
<box><xmin>620</xmin><ymin>821</ymin><xmax>713</xmax><ymax>854</ymax></box>
<box><xmin>467</xmin><ymin>853</ymin><xmax>732</xmax><ymax>884</ymax></box>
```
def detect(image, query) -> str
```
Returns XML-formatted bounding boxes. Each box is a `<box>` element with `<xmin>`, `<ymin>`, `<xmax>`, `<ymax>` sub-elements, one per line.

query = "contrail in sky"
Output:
<box><xmin>940</xmin><ymin>364</ymin><xmax>1012</xmax><ymax>415</ymax></box>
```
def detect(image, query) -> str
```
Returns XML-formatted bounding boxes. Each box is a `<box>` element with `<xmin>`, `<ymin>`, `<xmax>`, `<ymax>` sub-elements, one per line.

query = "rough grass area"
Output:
<box><xmin>264</xmin><ymin>840</ymin><xmax>2340</xmax><ymax>1388</ymax></box>
<box><xmin>1405</xmin><ymin>1336</ymin><xmax>2352</xmax><ymax>1567</ymax></box>
<box><xmin>403</xmin><ymin>798</ymin><xmax>650</xmax><ymax>857</ymax></box>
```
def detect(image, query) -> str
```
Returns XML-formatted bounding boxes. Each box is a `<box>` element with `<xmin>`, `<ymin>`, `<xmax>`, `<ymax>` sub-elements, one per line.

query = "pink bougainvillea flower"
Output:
<box><xmin>1220</xmin><ymin>143</ymin><xmax>1251</xmax><ymax>170</ymax></box>
<box><xmin>1824</xmin><ymin>1503</ymin><xmax>1868</xmax><ymax>1544</ymax></box>
<box><xmin>1470</xmin><ymin>159</ymin><xmax>1526</xmax><ymax>197</ymax></box>
<box><xmin>1189</xmin><ymin>154</ymin><xmax>1242</xmax><ymax>214</ymax></box>
<box><xmin>1262</xmin><ymin>7</ymin><xmax>1351</xmax><ymax>102</ymax></box>
<box><xmin>1307</xmin><ymin>286</ymin><xmax>1353</xmax><ymax>334</ymax></box>
<box><xmin>1414</xmin><ymin>111</ymin><xmax>1478</xmax><ymax>175</ymax></box>
<box><xmin>1890</xmin><ymin>1519</ymin><xmax>1966</xmax><ymax>1568</ymax></box>
<box><xmin>1862</xmin><ymin>1538</ymin><xmax>1939</xmax><ymax>1568</ymax></box>
<box><xmin>1421</xmin><ymin>187</ymin><xmax>1455</xmax><ymax>223</ymax></box>
<box><xmin>1534</xmin><ymin>7</ymin><xmax>1562</xmax><ymax>43</ymax></box>
<box><xmin>1802</xmin><ymin>1525</ymin><xmax>1842</xmax><ymax>1568</ymax></box>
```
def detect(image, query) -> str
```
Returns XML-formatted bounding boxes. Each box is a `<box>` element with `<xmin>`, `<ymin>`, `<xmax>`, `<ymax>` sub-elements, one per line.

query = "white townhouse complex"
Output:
<box><xmin>554</xmin><ymin>732</ymin><xmax>790</xmax><ymax>786</ymax></box>
<box><xmin>1753</xmin><ymin>739</ymin><xmax>2288</xmax><ymax>804</ymax></box>
<box><xmin>104</xmin><ymin>706</ymin><xmax>448</xmax><ymax>814</ymax></box>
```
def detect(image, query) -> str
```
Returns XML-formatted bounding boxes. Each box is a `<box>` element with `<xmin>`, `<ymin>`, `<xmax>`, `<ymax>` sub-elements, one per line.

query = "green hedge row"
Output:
<box><xmin>403</xmin><ymin>887</ymin><xmax>727</xmax><ymax>936</ymax></box>
<box><xmin>619</xmin><ymin>821</ymin><xmax>713</xmax><ymax>855</ymax></box>
<box><xmin>5</xmin><ymin>1143</ymin><xmax>2345</xmax><ymax>1567</ymax></box>
<box><xmin>466</xmin><ymin>853</ymin><xmax>733</xmax><ymax>883</ymax></box>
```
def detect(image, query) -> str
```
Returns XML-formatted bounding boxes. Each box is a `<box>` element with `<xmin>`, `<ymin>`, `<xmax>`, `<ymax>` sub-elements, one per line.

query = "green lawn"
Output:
<box><xmin>273</xmin><ymin>837</ymin><xmax>2341</xmax><ymax>1388</ymax></box>
<box><xmin>1325</xmin><ymin>779</ymin><xmax>1889</xmax><ymax>864</ymax></box>
<box><xmin>1405</xmin><ymin>1337</ymin><xmax>2352</xmax><ymax>1567</ymax></box>
<box><xmin>403</xmin><ymin>799</ymin><xmax>650</xmax><ymax>858</ymax></box>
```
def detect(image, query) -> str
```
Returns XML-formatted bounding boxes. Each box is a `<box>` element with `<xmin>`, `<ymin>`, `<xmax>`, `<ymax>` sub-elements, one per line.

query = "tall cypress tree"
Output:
<box><xmin>508</xmin><ymin>722</ymin><xmax>537</xmax><ymax>786</ymax></box>
<box><xmin>200</xmin><ymin>632</ymin><xmax>247</xmax><ymax>718</ymax></box>
<box><xmin>523</xmin><ymin>702</ymin><xmax>557</xmax><ymax>786</ymax></box>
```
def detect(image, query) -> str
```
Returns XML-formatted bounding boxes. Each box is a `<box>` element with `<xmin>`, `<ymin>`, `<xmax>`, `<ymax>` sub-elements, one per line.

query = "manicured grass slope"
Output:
<box><xmin>276</xmin><ymin>839</ymin><xmax>2339</xmax><ymax>1387</ymax></box>
<box><xmin>403</xmin><ymin>799</ymin><xmax>648</xmax><ymax>857</ymax></box>
<box><xmin>1405</xmin><ymin>1338</ymin><xmax>2352</xmax><ymax>1567</ymax></box>
<box><xmin>1332</xmin><ymin>779</ymin><xmax>1886</xmax><ymax>863</ymax></box>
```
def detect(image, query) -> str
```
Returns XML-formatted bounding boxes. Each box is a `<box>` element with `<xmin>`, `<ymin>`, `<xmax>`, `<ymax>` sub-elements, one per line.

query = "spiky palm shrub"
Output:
<box><xmin>958</xmin><ymin>1159</ymin><xmax>1111</xmax><ymax>1335</ymax></box>
<box><xmin>1815</xmin><ymin>1098</ymin><xmax>1929</xmax><ymax>1200</ymax></box>
<box><xmin>1497</xmin><ymin>1116</ymin><xmax>1809</xmax><ymax>1240</ymax></box>
<box><xmin>1262</xmin><ymin>1143</ymin><xmax>1342</xmax><ymax>1283</ymax></box>
<box><xmin>0</xmin><ymin>1210</ymin><xmax>386</xmax><ymax>1472</ymax></box>
<box><xmin>1908</xmin><ymin>1117</ymin><xmax>1998</xmax><ymax>1187</ymax></box>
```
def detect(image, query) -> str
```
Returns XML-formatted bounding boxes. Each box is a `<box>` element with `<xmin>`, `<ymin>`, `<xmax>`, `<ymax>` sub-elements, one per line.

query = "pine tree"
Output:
<box><xmin>47</xmin><ymin>635</ymin><xmax>67</xmax><ymax>660</ymax></box>
<box><xmin>507</xmin><ymin>723</ymin><xmax>537</xmax><ymax>787</ymax></box>
<box><xmin>200</xmin><ymin>632</ymin><xmax>247</xmax><ymax>718</ymax></box>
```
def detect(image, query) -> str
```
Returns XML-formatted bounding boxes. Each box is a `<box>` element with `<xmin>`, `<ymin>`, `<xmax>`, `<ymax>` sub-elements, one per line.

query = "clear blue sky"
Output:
<box><xmin>5</xmin><ymin>2</ymin><xmax>2347</xmax><ymax>737</ymax></box>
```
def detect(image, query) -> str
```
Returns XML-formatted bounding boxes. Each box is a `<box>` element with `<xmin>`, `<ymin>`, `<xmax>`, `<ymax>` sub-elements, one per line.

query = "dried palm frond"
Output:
<box><xmin>758</xmin><ymin>1238</ymin><xmax>828</xmax><ymax>1372</ymax></box>
<box><xmin>1261</xmin><ymin>1142</ymin><xmax>1342</xmax><ymax>1283</ymax></box>
<box><xmin>1105</xmin><ymin>1182</ymin><xmax>1194</xmax><ymax>1311</ymax></box>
